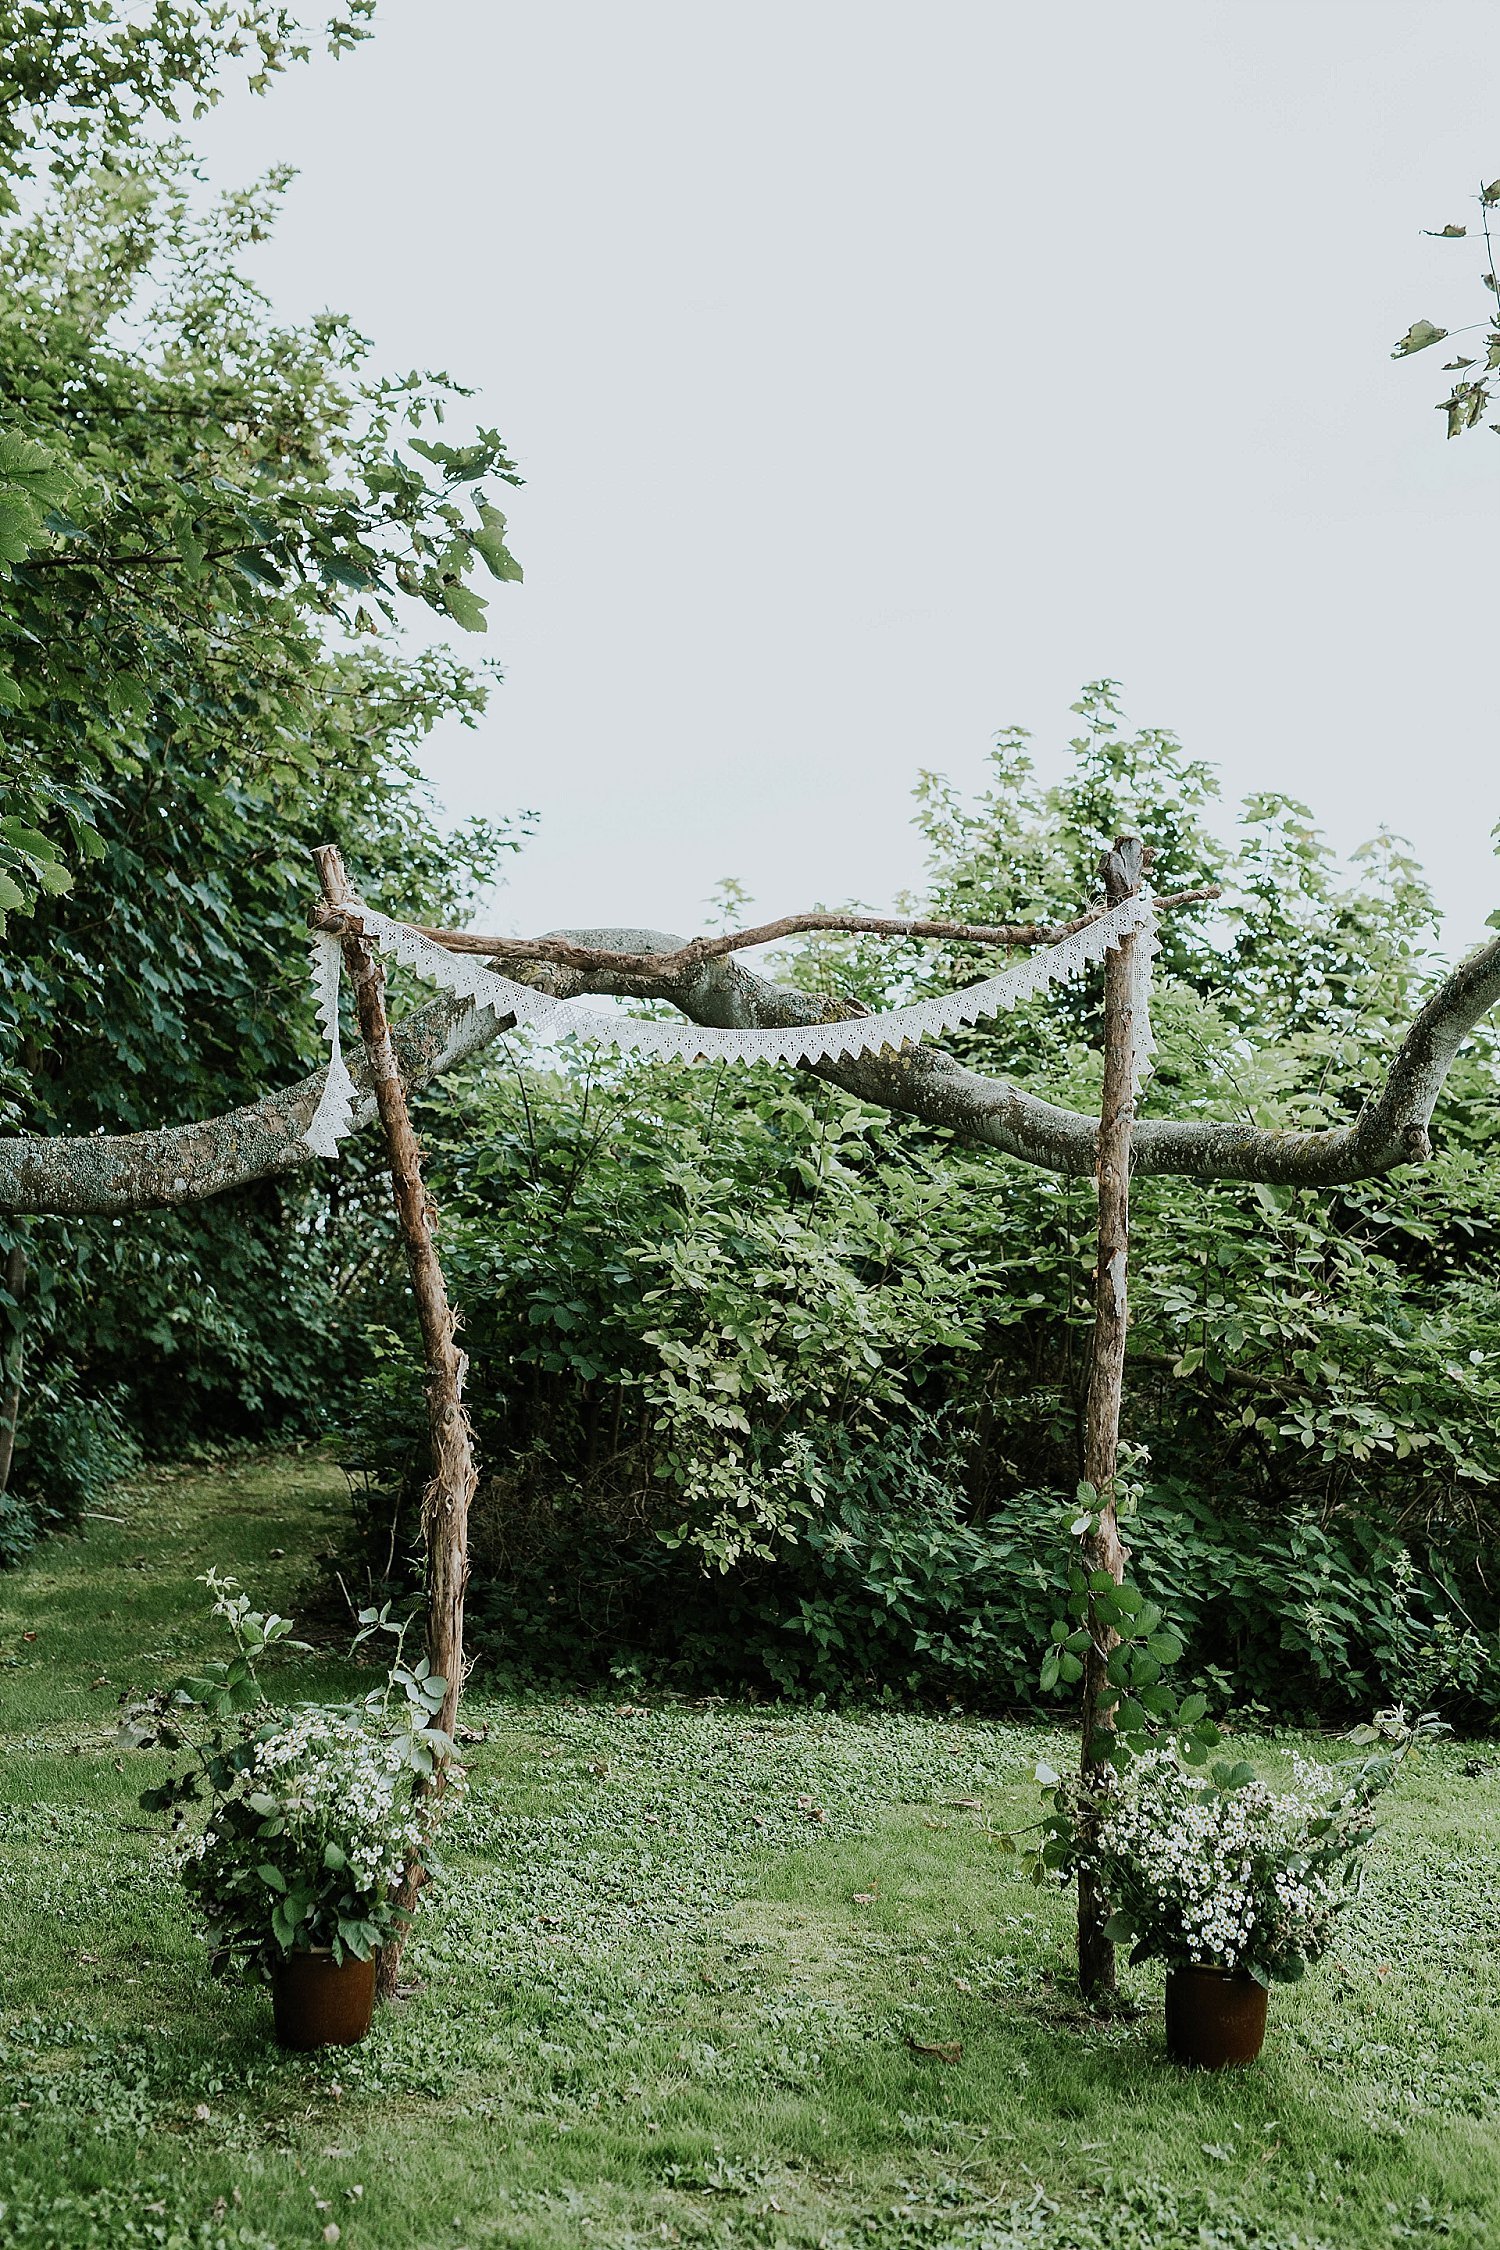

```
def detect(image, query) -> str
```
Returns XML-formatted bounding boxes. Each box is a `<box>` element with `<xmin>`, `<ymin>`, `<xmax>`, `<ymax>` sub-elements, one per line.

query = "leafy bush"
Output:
<box><xmin>4</xmin><ymin>1384</ymin><xmax>140</xmax><ymax>1550</ymax></box>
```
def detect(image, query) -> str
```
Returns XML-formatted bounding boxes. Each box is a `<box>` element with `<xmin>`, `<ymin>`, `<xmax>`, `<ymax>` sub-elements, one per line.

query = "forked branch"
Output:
<box><xmin>338</xmin><ymin>884</ymin><xmax>1224</xmax><ymax>977</ymax></box>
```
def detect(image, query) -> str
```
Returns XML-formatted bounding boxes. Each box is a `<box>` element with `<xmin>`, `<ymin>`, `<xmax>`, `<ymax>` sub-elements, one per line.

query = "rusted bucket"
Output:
<box><xmin>270</xmin><ymin>1948</ymin><xmax>378</xmax><ymax>2049</ymax></box>
<box><xmin>1164</xmin><ymin>1965</ymin><xmax>1269</xmax><ymax>2069</ymax></box>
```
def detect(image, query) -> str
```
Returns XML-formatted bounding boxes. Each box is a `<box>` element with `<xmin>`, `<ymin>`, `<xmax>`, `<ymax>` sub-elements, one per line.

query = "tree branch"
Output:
<box><xmin>2</xmin><ymin>922</ymin><xmax>1497</xmax><ymax>1216</ymax></box>
<box><xmin>329</xmin><ymin>885</ymin><xmax>1223</xmax><ymax>976</ymax></box>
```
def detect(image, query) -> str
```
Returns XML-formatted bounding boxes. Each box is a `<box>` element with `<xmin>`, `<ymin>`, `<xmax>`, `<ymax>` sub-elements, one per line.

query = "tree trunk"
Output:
<box><xmin>0</xmin><ymin>1239</ymin><xmax>27</xmax><ymax>1497</ymax></box>
<box><xmin>311</xmin><ymin>847</ymin><xmax>478</xmax><ymax>2003</ymax></box>
<box><xmin>1076</xmin><ymin>836</ymin><xmax>1149</xmax><ymax>2003</ymax></box>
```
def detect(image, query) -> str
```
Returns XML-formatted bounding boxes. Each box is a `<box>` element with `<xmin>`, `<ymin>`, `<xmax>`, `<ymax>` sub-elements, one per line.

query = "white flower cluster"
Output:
<box><xmin>269</xmin><ymin>1718</ymin><xmax>419</xmax><ymax>1894</ymax></box>
<box><xmin>191</xmin><ymin>1712</ymin><xmax>423</xmax><ymax>1906</ymax></box>
<box><xmin>1091</xmin><ymin>1746</ymin><xmax>1363</xmax><ymax>1975</ymax></box>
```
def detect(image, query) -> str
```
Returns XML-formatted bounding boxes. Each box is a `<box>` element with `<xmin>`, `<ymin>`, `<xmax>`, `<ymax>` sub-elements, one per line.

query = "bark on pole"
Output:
<box><xmin>311</xmin><ymin>846</ymin><xmax>477</xmax><ymax>2002</ymax></box>
<box><xmin>1076</xmin><ymin>834</ymin><xmax>1150</xmax><ymax>2003</ymax></box>
<box><xmin>0</xmin><ymin>1239</ymin><xmax>27</xmax><ymax>1497</ymax></box>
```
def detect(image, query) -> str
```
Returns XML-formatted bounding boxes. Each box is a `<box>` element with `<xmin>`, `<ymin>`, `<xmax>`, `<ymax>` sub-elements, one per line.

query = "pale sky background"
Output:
<box><xmin>194</xmin><ymin>0</ymin><xmax>1500</xmax><ymax>951</ymax></box>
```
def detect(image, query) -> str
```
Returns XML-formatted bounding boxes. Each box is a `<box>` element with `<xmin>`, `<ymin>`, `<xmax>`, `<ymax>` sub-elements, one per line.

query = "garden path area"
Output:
<box><xmin>2</xmin><ymin>1456</ymin><xmax>1498</xmax><ymax>2250</ymax></box>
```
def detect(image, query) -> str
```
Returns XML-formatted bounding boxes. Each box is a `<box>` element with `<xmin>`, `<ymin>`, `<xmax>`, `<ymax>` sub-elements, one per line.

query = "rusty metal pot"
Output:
<box><xmin>1164</xmin><ymin>1965</ymin><xmax>1269</xmax><ymax>2069</ymax></box>
<box><xmin>270</xmin><ymin>1948</ymin><xmax>377</xmax><ymax>2049</ymax></box>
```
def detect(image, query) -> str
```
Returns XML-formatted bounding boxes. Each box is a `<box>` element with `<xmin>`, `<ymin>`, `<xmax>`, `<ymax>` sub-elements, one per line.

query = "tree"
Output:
<box><xmin>0</xmin><ymin>4</ymin><xmax>529</xmax><ymax>1499</ymax></box>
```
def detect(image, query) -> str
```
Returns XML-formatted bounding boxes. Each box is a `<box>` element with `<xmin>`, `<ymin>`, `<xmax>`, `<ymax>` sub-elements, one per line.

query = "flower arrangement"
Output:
<box><xmin>1039</xmin><ymin>1725</ymin><xmax>1417</xmax><ymax>1987</ymax></box>
<box><xmin>124</xmin><ymin>1574</ymin><xmax>455</xmax><ymax>1981</ymax></box>
<box><xmin>182</xmin><ymin>1713</ymin><xmax>425</xmax><ymax>1975</ymax></box>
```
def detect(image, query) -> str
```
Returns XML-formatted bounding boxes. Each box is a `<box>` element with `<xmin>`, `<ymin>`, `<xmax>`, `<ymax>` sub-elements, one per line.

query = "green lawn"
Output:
<box><xmin>1</xmin><ymin>1456</ymin><xmax>1497</xmax><ymax>2250</ymax></box>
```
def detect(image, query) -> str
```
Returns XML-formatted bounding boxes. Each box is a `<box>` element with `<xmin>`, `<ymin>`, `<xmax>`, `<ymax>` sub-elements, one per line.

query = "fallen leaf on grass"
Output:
<box><xmin>906</xmin><ymin>2037</ymin><xmax>964</xmax><ymax>2062</ymax></box>
<box><xmin>944</xmin><ymin>1796</ymin><xmax>984</xmax><ymax>1810</ymax></box>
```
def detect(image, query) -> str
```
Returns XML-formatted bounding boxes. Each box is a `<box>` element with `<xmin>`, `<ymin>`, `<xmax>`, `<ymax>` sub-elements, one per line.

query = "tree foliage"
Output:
<box><xmin>0</xmin><ymin>4</ymin><xmax>529</xmax><ymax>1537</ymax></box>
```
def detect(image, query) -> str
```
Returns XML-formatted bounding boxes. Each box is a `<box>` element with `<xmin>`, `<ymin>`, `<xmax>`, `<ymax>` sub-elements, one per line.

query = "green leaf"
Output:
<box><xmin>258</xmin><ymin>1862</ymin><xmax>288</xmax><ymax>1891</ymax></box>
<box><xmin>1392</xmin><ymin>319</ymin><xmax>1449</xmax><ymax>357</ymax></box>
<box><xmin>441</xmin><ymin>581</ymin><xmax>489</xmax><ymax>632</ymax></box>
<box><xmin>231</xmin><ymin>548</ymin><xmax>286</xmax><ymax>587</ymax></box>
<box><xmin>1212</xmin><ymin>1759</ymin><xmax>1257</xmax><ymax>1792</ymax></box>
<box><xmin>473</xmin><ymin>504</ymin><xmax>523</xmax><ymax>583</ymax></box>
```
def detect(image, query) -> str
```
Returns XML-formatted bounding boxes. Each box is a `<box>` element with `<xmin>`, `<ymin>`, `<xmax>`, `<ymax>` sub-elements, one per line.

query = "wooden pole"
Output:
<box><xmin>311</xmin><ymin>845</ymin><xmax>478</xmax><ymax>2001</ymax></box>
<box><xmin>0</xmin><ymin>1239</ymin><xmax>27</xmax><ymax>1497</ymax></box>
<box><xmin>1076</xmin><ymin>834</ymin><xmax>1150</xmax><ymax>2003</ymax></box>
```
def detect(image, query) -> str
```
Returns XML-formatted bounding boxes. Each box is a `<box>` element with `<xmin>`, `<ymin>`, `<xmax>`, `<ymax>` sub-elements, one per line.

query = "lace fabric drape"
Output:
<box><xmin>303</xmin><ymin>894</ymin><xmax>1159</xmax><ymax>1157</ymax></box>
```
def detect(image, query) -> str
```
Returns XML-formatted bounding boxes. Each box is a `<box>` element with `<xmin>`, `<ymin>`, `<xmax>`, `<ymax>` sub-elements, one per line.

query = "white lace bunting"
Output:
<box><xmin>302</xmin><ymin>894</ymin><xmax>1158</xmax><ymax>1154</ymax></box>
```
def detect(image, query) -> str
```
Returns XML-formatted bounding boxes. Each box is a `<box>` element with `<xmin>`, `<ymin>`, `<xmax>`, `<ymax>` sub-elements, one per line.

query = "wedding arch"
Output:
<box><xmin>4</xmin><ymin>836</ymin><xmax>1498</xmax><ymax>1997</ymax></box>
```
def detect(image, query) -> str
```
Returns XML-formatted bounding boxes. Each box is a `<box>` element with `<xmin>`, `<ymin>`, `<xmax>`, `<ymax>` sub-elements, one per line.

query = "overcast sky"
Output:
<box><xmin>194</xmin><ymin>0</ymin><xmax>1499</xmax><ymax>951</ymax></box>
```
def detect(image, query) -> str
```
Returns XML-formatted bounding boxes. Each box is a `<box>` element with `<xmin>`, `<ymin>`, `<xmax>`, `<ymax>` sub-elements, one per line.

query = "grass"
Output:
<box><xmin>1</xmin><ymin>1454</ymin><xmax>1498</xmax><ymax>2250</ymax></box>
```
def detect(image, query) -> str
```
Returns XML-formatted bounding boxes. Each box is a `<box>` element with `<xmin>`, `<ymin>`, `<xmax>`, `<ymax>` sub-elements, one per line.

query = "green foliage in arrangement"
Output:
<box><xmin>342</xmin><ymin>691</ymin><xmax>1500</xmax><ymax>1721</ymax></box>
<box><xmin>1031</xmin><ymin>1729</ymin><xmax>1421</xmax><ymax>1988</ymax></box>
<box><xmin>122</xmin><ymin>1571</ymin><xmax>451</xmax><ymax>1976</ymax></box>
<box><xmin>0</xmin><ymin>5</ymin><xmax>530</xmax><ymax>1531</ymax></box>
